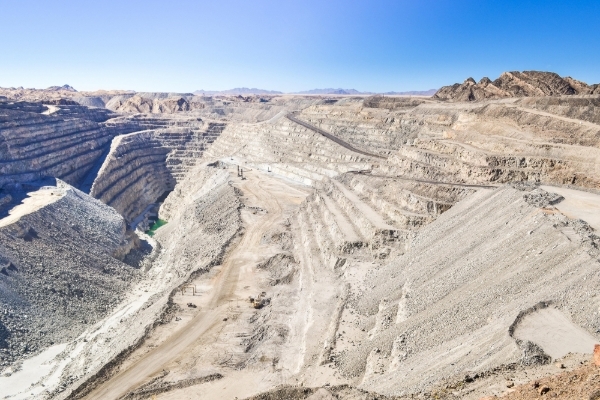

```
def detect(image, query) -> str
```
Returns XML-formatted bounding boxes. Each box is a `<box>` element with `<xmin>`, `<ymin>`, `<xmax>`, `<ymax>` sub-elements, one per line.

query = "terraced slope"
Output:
<box><xmin>0</xmin><ymin>100</ymin><xmax>148</xmax><ymax>193</ymax></box>
<box><xmin>90</xmin><ymin>122</ymin><xmax>224</xmax><ymax>223</ymax></box>
<box><xmin>300</xmin><ymin>96</ymin><xmax>600</xmax><ymax>189</ymax></box>
<box><xmin>0</xmin><ymin>109</ymin><xmax>116</xmax><ymax>188</ymax></box>
<box><xmin>90</xmin><ymin>132</ymin><xmax>174</xmax><ymax>223</ymax></box>
<box><xmin>206</xmin><ymin>115</ymin><xmax>377</xmax><ymax>186</ymax></box>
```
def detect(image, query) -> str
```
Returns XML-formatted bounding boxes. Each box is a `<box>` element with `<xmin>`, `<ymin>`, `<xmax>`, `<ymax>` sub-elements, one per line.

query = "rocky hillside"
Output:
<box><xmin>434</xmin><ymin>71</ymin><xmax>600</xmax><ymax>101</ymax></box>
<box><xmin>0</xmin><ymin>179</ymin><xmax>140</xmax><ymax>365</ymax></box>
<box><xmin>90</xmin><ymin>117</ymin><xmax>222</xmax><ymax>223</ymax></box>
<box><xmin>0</xmin><ymin>86</ymin><xmax>133</xmax><ymax>103</ymax></box>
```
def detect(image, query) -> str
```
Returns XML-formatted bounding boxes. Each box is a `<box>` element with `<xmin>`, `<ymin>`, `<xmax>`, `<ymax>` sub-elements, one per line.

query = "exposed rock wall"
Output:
<box><xmin>106</xmin><ymin>95</ymin><xmax>204</xmax><ymax>114</ymax></box>
<box><xmin>0</xmin><ymin>101</ymin><xmax>146</xmax><ymax>191</ymax></box>
<box><xmin>0</xmin><ymin>109</ymin><xmax>116</xmax><ymax>188</ymax></box>
<box><xmin>517</xmin><ymin>96</ymin><xmax>600</xmax><ymax>124</ymax></box>
<box><xmin>206</xmin><ymin>116</ymin><xmax>376</xmax><ymax>186</ymax></box>
<box><xmin>294</xmin><ymin>97</ymin><xmax>600</xmax><ymax>190</ymax></box>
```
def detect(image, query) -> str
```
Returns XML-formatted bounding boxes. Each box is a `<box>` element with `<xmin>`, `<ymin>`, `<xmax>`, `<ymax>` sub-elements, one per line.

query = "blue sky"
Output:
<box><xmin>1</xmin><ymin>0</ymin><xmax>599</xmax><ymax>92</ymax></box>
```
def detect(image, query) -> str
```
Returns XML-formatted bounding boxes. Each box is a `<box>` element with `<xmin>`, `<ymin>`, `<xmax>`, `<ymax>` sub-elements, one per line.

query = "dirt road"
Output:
<box><xmin>84</xmin><ymin>170</ymin><xmax>309</xmax><ymax>400</ymax></box>
<box><xmin>506</xmin><ymin>104</ymin><xmax>600</xmax><ymax>130</ymax></box>
<box><xmin>286</xmin><ymin>113</ymin><xmax>387</xmax><ymax>159</ymax></box>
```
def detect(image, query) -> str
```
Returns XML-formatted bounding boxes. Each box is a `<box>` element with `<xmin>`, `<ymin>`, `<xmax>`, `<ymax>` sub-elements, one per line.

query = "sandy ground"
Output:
<box><xmin>513</xmin><ymin>307</ymin><xmax>598</xmax><ymax>359</ymax></box>
<box><xmin>541</xmin><ymin>185</ymin><xmax>600</xmax><ymax>231</ymax></box>
<box><xmin>0</xmin><ymin>186</ymin><xmax>66</xmax><ymax>228</ymax></box>
<box><xmin>1</xmin><ymin>344</ymin><xmax>68</xmax><ymax>398</ymax></box>
<box><xmin>84</xmin><ymin>169</ymin><xmax>310</xmax><ymax>400</ymax></box>
<box><xmin>41</xmin><ymin>105</ymin><xmax>60</xmax><ymax>115</ymax></box>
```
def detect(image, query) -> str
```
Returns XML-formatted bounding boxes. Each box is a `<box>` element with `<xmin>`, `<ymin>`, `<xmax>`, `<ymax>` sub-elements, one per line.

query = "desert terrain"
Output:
<box><xmin>1</xmin><ymin>71</ymin><xmax>600</xmax><ymax>399</ymax></box>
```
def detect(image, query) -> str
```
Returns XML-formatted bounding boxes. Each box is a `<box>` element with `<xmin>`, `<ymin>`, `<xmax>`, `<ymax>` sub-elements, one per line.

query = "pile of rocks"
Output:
<box><xmin>0</xmin><ymin>180</ymin><xmax>140</xmax><ymax>365</ymax></box>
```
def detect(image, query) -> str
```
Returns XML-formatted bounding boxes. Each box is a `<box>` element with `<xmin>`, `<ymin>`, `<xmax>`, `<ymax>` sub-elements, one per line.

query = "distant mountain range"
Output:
<box><xmin>46</xmin><ymin>84</ymin><xmax>77</xmax><ymax>92</ymax></box>
<box><xmin>293</xmin><ymin>88</ymin><xmax>436</xmax><ymax>95</ymax></box>
<box><xmin>194</xmin><ymin>88</ymin><xmax>283</xmax><ymax>95</ymax></box>
<box><xmin>12</xmin><ymin>85</ymin><xmax>436</xmax><ymax>98</ymax></box>
<box><xmin>194</xmin><ymin>87</ymin><xmax>438</xmax><ymax>96</ymax></box>
<box><xmin>382</xmin><ymin>89</ymin><xmax>438</xmax><ymax>96</ymax></box>
<box><xmin>294</xmin><ymin>88</ymin><xmax>364</xmax><ymax>95</ymax></box>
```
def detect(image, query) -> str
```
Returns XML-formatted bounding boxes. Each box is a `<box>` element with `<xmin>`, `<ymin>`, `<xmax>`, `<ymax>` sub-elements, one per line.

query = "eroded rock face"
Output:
<box><xmin>0</xmin><ymin>108</ymin><xmax>113</xmax><ymax>188</ymax></box>
<box><xmin>434</xmin><ymin>71</ymin><xmax>600</xmax><ymax>101</ymax></box>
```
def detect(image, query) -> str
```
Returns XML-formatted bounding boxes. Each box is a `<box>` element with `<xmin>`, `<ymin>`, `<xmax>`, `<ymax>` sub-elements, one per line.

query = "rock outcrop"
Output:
<box><xmin>0</xmin><ymin>106</ymin><xmax>116</xmax><ymax>188</ymax></box>
<box><xmin>434</xmin><ymin>71</ymin><xmax>600</xmax><ymax>101</ymax></box>
<box><xmin>90</xmin><ymin>131</ymin><xmax>174</xmax><ymax>224</ymax></box>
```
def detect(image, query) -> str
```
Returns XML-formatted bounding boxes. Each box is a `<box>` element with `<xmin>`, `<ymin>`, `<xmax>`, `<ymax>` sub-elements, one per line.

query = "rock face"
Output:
<box><xmin>0</xmin><ymin>179</ymin><xmax>139</xmax><ymax>365</ymax></box>
<box><xmin>0</xmin><ymin>105</ymin><xmax>115</xmax><ymax>188</ymax></box>
<box><xmin>90</xmin><ymin>131</ymin><xmax>174</xmax><ymax>223</ymax></box>
<box><xmin>434</xmin><ymin>71</ymin><xmax>600</xmax><ymax>101</ymax></box>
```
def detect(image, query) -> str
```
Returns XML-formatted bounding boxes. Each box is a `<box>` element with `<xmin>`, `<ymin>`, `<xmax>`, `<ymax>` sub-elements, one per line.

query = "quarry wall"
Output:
<box><xmin>2</xmin><ymin>87</ymin><xmax>600</xmax><ymax>398</ymax></box>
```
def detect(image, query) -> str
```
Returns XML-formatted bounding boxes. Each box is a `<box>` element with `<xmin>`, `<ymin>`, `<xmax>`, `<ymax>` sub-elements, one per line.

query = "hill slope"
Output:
<box><xmin>434</xmin><ymin>71</ymin><xmax>600</xmax><ymax>101</ymax></box>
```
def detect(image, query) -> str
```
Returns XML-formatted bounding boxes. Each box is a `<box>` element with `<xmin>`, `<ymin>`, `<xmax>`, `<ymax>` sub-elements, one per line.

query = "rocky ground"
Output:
<box><xmin>0</xmin><ymin>179</ymin><xmax>140</xmax><ymax>366</ymax></box>
<box><xmin>491</xmin><ymin>360</ymin><xmax>600</xmax><ymax>400</ymax></box>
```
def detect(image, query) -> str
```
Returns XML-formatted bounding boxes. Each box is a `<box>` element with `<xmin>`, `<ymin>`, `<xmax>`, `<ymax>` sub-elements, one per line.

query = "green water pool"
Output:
<box><xmin>146</xmin><ymin>219</ymin><xmax>167</xmax><ymax>236</ymax></box>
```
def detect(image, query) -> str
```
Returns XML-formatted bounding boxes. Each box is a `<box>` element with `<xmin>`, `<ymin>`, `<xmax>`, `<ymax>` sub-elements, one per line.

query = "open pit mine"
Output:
<box><xmin>1</xmin><ymin>71</ymin><xmax>600</xmax><ymax>399</ymax></box>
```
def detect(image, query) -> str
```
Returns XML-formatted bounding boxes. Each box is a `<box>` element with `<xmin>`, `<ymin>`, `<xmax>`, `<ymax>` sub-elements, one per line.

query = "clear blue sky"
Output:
<box><xmin>1</xmin><ymin>0</ymin><xmax>599</xmax><ymax>92</ymax></box>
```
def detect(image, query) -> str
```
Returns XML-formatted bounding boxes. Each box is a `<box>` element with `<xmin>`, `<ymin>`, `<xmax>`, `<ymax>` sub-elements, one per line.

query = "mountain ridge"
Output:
<box><xmin>434</xmin><ymin>70</ymin><xmax>600</xmax><ymax>101</ymax></box>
